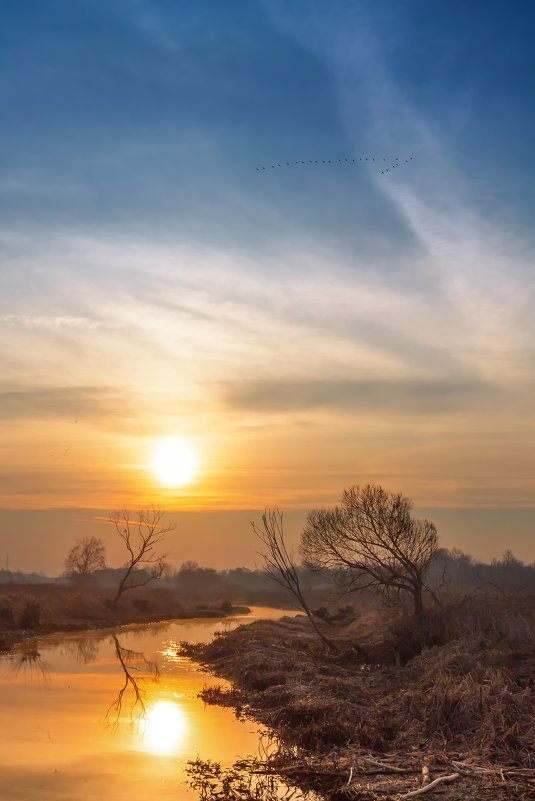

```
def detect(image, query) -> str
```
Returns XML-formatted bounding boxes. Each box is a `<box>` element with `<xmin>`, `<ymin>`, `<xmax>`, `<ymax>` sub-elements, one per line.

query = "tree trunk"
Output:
<box><xmin>413</xmin><ymin>582</ymin><xmax>424</xmax><ymax>621</ymax></box>
<box><xmin>112</xmin><ymin>570</ymin><xmax>131</xmax><ymax>606</ymax></box>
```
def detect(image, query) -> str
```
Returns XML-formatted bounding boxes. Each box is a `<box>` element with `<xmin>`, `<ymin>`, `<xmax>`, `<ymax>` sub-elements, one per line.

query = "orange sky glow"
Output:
<box><xmin>1</xmin><ymin>4</ymin><xmax>534</xmax><ymax>573</ymax></box>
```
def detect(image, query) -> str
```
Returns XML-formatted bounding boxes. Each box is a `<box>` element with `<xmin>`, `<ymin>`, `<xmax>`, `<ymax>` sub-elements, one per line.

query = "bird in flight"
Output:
<box><xmin>255</xmin><ymin>155</ymin><xmax>414</xmax><ymax>175</ymax></box>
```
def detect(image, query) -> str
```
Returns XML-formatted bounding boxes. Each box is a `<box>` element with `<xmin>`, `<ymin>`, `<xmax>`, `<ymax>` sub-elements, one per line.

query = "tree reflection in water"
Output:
<box><xmin>11</xmin><ymin>638</ymin><xmax>50</xmax><ymax>680</ymax></box>
<box><xmin>60</xmin><ymin>635</ymin><xmax>100</xmax><ymax>664</ymax></box>
<box><xmin>105</xmin><ymin>633</ymin><xmax>160</xmax><ymax>730</ymax></box>
<box><xmin>6</xmin><ymin>631</ymin><xmax>160</xmax><ymax>729</ymax></box>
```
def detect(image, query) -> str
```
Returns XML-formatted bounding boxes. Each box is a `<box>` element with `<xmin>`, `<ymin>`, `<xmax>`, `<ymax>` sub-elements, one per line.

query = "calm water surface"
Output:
<box><xmin>0</xmin><ymin>608</ymin><xmax>292</xmax><ymax>801</ymax></box>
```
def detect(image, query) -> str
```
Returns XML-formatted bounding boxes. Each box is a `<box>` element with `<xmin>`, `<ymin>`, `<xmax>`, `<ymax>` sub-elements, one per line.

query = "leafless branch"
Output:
<box><xmin>301</xmin><ymin>484</ymin><xmax>438</xmax><ymax>619</ymax></box>
<box><xmin>64</xmin><ymin>536</ymin><xmax>106</xmax><ymax>581</ymax></box>
<box><xmin>253</xmin><ymin>509</ymin><xmax>340</xmax><ymax>654</ymax></box>
<box><xmin>398</xmin><ymin>772</ymin><xmax>460</xmax><ymax>798</ymax></box>
<box><xmin>111</xmin><ymin>506</ymin><xmax>173</xmax><ymax>605</ymax></box>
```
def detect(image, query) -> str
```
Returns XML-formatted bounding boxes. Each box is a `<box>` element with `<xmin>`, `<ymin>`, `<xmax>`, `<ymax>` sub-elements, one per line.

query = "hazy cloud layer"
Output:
<box><xmin>0</xmin><ymin>386</ymin><xmax>131</xmax><ymax>422</ymax></box>
<box><xmin>223</xmin><ymin>377</ymin><xmax>500</xmax><ymax>415</ymax></box>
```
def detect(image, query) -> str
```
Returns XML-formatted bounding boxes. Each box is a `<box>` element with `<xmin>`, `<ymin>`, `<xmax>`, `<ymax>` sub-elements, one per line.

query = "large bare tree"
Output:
<box><xmin>64</xmin><ymin>536</ymin><xmax>106</xmax><ymax>582</ymax></box>
<box><xmin>111</xmin><ymin>507</ymin><xmax>173</xmax><ymax>606</ymax></box>
<box><xmin>301</xmin><ymin>484</ymin><xmax>438</xmax><ymax>619</ymax></box>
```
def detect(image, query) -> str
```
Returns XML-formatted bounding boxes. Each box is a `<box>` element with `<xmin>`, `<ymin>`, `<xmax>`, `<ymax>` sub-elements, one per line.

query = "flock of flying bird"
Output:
<box><xmin>255</xmin><ymin>156</ymin><xmax>414</xmax><ymax>175</ymax></box>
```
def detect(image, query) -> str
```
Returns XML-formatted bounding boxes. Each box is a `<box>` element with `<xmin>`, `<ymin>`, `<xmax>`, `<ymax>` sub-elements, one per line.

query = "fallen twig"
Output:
<box><xmin>451</xmin><ymin>760</ymin><xmax>535</xmax><ymax>780</ymax></box>
<box><xmin>397</xmin><ymin>772</ymin><xmax>460</xmax><ymax>799</ymax></box>
<box><xmin>361</xmin><ymin>756</ymin><xmax>416</xmax><ymax>774</ymax></box>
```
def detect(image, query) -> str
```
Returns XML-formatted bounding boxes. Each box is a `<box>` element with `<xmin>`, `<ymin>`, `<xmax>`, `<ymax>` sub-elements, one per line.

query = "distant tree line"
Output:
<box><xmin>4</xmin><ymin>489</ymin><xmax>535</xmax><ymax>616</ymax></box>
<box><xmin>4</xmin><ymin>545</ymin><xmax>535</xmax><ymax>604</ymax></box>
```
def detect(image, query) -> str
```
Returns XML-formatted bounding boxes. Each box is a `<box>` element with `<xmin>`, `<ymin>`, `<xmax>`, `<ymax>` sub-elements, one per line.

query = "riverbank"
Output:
<box><xmin>0</xmin><ymin>582</ymin><xmax>250</xmax><ymax>650</ymax></box>
<box><xmin>182</xmin><ymin>600</ymin><xmax>535</xmax><ymax>800</ymax></box>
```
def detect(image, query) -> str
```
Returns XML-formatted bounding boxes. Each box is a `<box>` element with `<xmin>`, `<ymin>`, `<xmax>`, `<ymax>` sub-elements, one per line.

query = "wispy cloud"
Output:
<box><xmin>122</xmin><ymin>0</ymin><xmax>181</xmax><ymax>52</ymax></box>
<box><xmin>223</xmin><ymin>376</ymin><xmax>502</xmax><ymax>415</ymax></box>
<box><xmin>0</xmin><ymin>386</ymin><xmax>132</xmax><ymax>422</ymax></box>
<box><xmin>1</xmin><ymin>223</ymin><xmax>533</xmax><ymax>402</ymax></box>
<box><xmin>0</xmin><ymin>314</ymin><xmax>123</xmax><ymax>332</ymax></box>
<box><xmin>270</xmin><ymin>3</ymin><xmax>535</xmax><ymax>391</ymax></box>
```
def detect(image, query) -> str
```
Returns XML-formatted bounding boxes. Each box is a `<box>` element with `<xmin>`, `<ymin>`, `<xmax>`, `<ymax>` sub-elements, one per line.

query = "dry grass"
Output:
<box><xmin>182</xmin><ymin>599</ymin><xmax>535</xmax><ymax>800</ymax></box>
<box><xmin>0</xmin><ymin>582</ymin><xmax>228</xmax><ymax>648</ymax></box>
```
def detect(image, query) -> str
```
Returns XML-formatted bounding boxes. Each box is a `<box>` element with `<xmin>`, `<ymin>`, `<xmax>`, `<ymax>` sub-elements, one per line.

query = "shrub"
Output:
<box><xmin>132</xmin><ymin>597</ymin><xmax>152</xmax><ymax>613</ymax></box>
<box><xmin>19</xmin><ymin>600</ymin><xmax>41</xmax><ymax>629</ymax></box>
<box><xmin>0</xmin><ymin>600</ymin><xmax>15</xmax><ymax>629</ymax></box>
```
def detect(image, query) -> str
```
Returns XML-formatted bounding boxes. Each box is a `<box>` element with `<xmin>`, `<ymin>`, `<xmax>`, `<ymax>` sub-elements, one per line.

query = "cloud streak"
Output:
<box><xmin>0</xmin><ymin>386</ymin><xmax>131</xmax><ymax>422</ymax></box>
<box><xmin>223</xmin><ymin>376</ymin><xmax>502</xmax><ymax>415</ymax></box>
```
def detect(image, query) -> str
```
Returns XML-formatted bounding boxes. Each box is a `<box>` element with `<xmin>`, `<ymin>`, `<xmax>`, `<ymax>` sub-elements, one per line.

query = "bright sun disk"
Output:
<box><xmin>153</xmin><ymin>438</ymin><xmax>196</xmax><ymax>486</ymax></box>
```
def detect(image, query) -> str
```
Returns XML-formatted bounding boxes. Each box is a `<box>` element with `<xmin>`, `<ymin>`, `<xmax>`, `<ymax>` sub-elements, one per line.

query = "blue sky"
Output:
<box><xmin>1</xmin><ymin>1</ymin><xmax>535</xmax><ymax>570</ymax></box>
<box><xmin>3</xmin><ymin>0</ymin><xmax>532</xmax><ymax>241</ymax></box>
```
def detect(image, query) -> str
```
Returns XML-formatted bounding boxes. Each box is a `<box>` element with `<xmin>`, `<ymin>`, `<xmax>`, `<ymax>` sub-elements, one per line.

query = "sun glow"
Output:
<box><xmin>143</xmin><ymin>700</ymin><xmax>187</xmax><ymax>754</ymax></box>
<box><xmin>152</xmin><ymin>438</ymin><xmax>196</xmax><ymax>486</ymax></box>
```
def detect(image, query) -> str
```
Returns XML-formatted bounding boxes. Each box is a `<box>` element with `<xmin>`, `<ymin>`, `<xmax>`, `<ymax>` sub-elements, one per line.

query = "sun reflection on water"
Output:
<box><xmin>142</xmin><ymin>700</ymin><xmax>187</xmax><ymax>755</ymax></box>
<box><xmin>159</xmin><ymin>639</ymin><xmax>189</xmax><ymax>664</ymax></box>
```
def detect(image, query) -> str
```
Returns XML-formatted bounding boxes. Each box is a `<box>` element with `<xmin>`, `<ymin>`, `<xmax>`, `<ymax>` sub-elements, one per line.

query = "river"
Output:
<box><xmin>0</xmin><ymin>607</ymin><xmax>293</xmax><ymax>801</ymax></box>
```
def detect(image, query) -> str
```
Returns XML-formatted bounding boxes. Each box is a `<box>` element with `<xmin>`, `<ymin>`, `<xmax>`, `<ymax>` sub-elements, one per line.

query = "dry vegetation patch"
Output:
<box><xmin>0</xmin><ymin>582</ymin><xmax>230</xmax><ymax>650</ymax></box>
<box><xmin>183</xmin><ymin>601</ymin><xmax>535</xmax><ymax>800</ymax></box>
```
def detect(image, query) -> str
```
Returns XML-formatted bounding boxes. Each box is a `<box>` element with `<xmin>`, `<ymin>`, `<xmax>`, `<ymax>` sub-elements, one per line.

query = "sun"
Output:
<box><xmin>152</xmin><ymin>438</ymin><xmax>196</xmax><ymax>486</ymax></box>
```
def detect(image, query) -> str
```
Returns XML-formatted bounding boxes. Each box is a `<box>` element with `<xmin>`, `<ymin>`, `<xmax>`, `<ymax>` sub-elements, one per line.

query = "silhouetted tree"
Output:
<box><xmin>174</xmin><ymin>562</ymin><xmax>225</xmax><ymax>601</ymax></box>
<box><xmin>64</xmin><ymin>536</ymin><xmax>106</xmax><ymax>582</ymax></box>
<box><xmin>301</xmin><ymin>484</ymin><xmax>438</xmax><ymax>619</ymax></box>
<box><xmin>488</xmin><ymin>550</ymin><xmax>530</xmax><ymax>596</ymax></box>
<box><xmin>111</xmin><ymin>507</ymin><xmax>173</xmax><ymax>605</ymax></box>
<box><xmin>252</xmin><ymin>509</ymin><xmax>336</xmax><ymax>652</ymax></box>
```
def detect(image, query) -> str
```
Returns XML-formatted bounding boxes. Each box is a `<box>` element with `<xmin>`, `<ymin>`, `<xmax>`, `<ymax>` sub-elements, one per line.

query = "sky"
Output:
<box><xmin>1</xmin><ymin>0</ymin><xmax>535</xmax><ymax>573</ymax></box>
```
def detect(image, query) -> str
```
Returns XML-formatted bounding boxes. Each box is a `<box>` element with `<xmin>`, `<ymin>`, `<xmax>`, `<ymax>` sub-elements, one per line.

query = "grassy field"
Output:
<box><xmin>0</xmin><ymin>582</ymin><xmax>243</xmax><ymax>650</ymax></box>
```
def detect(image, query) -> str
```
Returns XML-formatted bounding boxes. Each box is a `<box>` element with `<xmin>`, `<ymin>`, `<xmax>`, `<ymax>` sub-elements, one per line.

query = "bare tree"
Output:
<box><xmin>111</xmin><ymin>507</ymin><xmax>173</xmax><ymax>606</ymax></box>
<box><xmin>64</xmin><ymin>536</ymin><xmax>106</xmax><ymax>582</ymax></box>
<box><xmin>301</xmin><ymin>484</ymin><xmax>438</xmax><ymax>619</ymax></box>
<box><xmin>252</xmin><ymin>509</ymin><xmax>337</xmax><ymax>652</ymax></box>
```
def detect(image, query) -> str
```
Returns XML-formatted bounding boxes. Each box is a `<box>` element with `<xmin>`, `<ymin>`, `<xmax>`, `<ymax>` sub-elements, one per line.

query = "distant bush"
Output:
<box><xmin>19</xmin><ymin>600</ymin><xmax>41</xmax><ymax>629</ymax></box>
<box><xmin>132</xmin><ymin>597</ymin><xmax>152</xmax><ymax>613</ymax></box>
<box><xmin>220</xmin><ymin>600</ymin><xmax>233</xmax><ymax>614</ymax></box>
<box><xmin>311</xmin><ymin>605</ymin><xmax>356</xmax><ymax>625</ymax></box>
<box><xmin>311</xmin><ymin>606</ymin><xmax>330</xmax><ymax>621</ymax></box>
